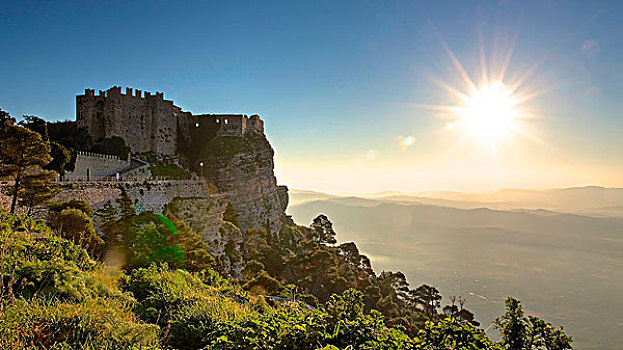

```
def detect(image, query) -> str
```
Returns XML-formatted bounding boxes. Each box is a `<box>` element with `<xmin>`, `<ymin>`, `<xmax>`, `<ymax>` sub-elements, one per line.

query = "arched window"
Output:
<box><xmin>224</xmin><ymin>119</ymin><xmax>229</xmax><ymax>125</ymax></box>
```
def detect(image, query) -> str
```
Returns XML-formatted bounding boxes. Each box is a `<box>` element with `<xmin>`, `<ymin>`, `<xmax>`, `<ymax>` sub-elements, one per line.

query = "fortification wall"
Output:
<box><xmin>188</xmin><ymin>114</ymin><xmax>264</xmax><ymax>138</ymax></box>
<box><xmin>76</xmin><ymin>87</ymin><xmax>183</xmax><ymax>155</ymax></box>
<box><xmin>56</xmin><ymin>180</ymin><xmax>220</xmax><ymax>212</ymax></box>
<box><xmin>65</xmin><ymin>151</ymin><xmax>130</xmax><ymax>180</ymax></box>
<box><xmin>76</xmin><ymin>86</ymin><xmax>266</xmax><ymax>157</ymax></box>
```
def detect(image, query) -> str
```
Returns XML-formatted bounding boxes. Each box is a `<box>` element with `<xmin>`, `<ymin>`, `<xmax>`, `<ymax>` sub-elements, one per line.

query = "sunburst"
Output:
<box><xmin>413</xmin><ymin>27</ymin><xmax>550</xmax><ymax>154</ymax></box>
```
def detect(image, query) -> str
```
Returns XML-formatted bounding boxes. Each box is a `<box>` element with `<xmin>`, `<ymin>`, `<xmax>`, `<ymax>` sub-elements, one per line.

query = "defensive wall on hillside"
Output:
<box><xmin>55</xmin><ymin>179</ymin><xmax>221</xmax><ymax>212</ymax></box>
<box><xmin>64</xmin><ymin>151</ymin><xmax>130</xmax><ymax>180</ymax></box>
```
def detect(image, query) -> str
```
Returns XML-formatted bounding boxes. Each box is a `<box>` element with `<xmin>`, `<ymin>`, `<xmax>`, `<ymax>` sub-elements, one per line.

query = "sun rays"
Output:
<box><xmin>414</xmin><ymin>27</ymin><xmax>553</xmax><ymax>157</ymax></box>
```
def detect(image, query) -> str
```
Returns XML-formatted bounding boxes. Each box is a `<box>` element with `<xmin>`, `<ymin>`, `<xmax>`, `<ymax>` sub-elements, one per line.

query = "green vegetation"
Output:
<box><xmin>0</xmin><ymin>120</ymin><xmax>59</xmax><ymax>214</ymax></box>
<box><xmin>0</xmin><ymin>108</ymin><xmax>572</xmax><ymax>349</ymax></box>
<box><xmin>0</xmin><ymin>204</ymin><xmax>573</xmax><ymax>349</ymax></box>
<box><xmin>19</xmin><ymin>115</ymin><xmax>90</xmax><ymax>173</ymax></box>
<box><xmin>205</xmin><ymin>136</ymin><xmax>248</xmax><ymax>158</ymax></box>
<box><xmin>149</xmin><ymin>163</ymin><xmax>192</xmax><ymax>179</ymax></box>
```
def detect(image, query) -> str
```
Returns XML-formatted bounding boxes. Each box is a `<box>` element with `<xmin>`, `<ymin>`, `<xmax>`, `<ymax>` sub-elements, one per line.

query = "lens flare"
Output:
<box><xmin>397</xmin><ymin>135</ymin><xmax>416</xmax><ymax>151</ymax></box>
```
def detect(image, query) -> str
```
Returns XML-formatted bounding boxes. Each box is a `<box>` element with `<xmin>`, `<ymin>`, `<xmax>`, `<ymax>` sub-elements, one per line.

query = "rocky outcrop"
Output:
<box><xmin>48</xmin><ymin>124</ymin><xmax>289</xmax><ymax>279</ymax></box>
<box><xmin>165</xmin><ymin>196</ymin><xmax>245</xmax><ymax>279</ymax></box>
<box><xmin>202</xmin><ymin>131</ymin><xmax>289</xmax><ymax>233</ymax></box>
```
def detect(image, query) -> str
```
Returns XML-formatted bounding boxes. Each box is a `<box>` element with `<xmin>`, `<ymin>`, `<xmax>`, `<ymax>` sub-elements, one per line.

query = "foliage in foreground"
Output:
<box><xmin>0</xmin><ymin>210</ymin><xmax>573</xmax><ymax>349</ymax></box>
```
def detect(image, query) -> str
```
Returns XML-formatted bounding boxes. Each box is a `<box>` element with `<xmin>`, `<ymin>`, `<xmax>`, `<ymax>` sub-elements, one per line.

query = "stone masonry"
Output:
<box><xmin>77</xmin><ymin>86</ymin><xmax>264</xmax><ymax>155</ymax></box>
<box><xmin>64</xmin><ymin>151</ymin><xmax>130</xmax><ymax>180</ymax></box>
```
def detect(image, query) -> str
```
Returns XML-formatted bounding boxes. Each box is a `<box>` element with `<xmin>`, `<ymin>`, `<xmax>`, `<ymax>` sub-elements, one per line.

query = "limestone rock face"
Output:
<box><xmin>203</xmin><ymin>132</ymin><xmax>289</xmax><ymax>233</ymax></box>
<box><xmin>165</xmin><ymin>196</ymin><xmax>245</xmax><ymax>279</ymax></box>
<box><xmin>165</xmin><ymin>196</ymin><xmax>229</xmax><ymax>242</ymax></box>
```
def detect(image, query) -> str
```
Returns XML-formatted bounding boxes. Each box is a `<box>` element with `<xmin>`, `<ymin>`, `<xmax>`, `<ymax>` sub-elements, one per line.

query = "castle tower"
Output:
<box><xmin>76</xmin><ymin>86</ymin><xmax>185</xmax><ymax>155</ymax></box>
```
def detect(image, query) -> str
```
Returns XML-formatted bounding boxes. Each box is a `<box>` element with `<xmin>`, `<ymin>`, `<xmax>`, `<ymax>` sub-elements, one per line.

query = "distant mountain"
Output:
<box><xmin>288</xmin><ymin>189</ymin><xmax>342</xmax><ymax>206</ymax></box>
<box><xmin>290</xmin><ymin>186</ymin><xmax>623</xmax><ymax>217</ymax></box>
<box><xmin>288</xmin><ymin>196</ymin><xmax>623</xmax><ymax>350</ymax></box>
<box><xmin>413</xmin><ymin>186</ymin><xmax>623</xmax><ymax>217</ymax></box>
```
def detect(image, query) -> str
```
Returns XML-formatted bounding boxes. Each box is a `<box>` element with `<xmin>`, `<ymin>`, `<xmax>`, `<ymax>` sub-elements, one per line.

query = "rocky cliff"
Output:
<box><xmin>51</xmin><ymin>129</ymin><xmax>290</xmax><ymax>278</ymax></box>
<box><xmin>201</xmin><ymin>131</ymin><xmax>290</xmax><ymax>233</ymax></box>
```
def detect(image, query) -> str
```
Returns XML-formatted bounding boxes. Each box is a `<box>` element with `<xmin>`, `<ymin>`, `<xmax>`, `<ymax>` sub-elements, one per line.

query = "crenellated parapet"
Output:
<box><xmin>80</xmin><ymin>86</ymin><xmax>167</xmax><ymax>100</ymax></box>
<box><xmin>76</xmin><ymin>150</ymin><xmax>128</xmax><ymax>161</ymax></box>
<box><xmin>76</xmin><ymin>86</ymin><xmax>265</xmax><ymax>157</ymax></box>
<box><xmin>64</xmin><ymin>151</ymin><xmax>131</xmax><ymax>180</ymax></box>
<box><xmin>77</xmin><ymin>86</ymin><xmax>183</xmax><ymax>155</ymax></box>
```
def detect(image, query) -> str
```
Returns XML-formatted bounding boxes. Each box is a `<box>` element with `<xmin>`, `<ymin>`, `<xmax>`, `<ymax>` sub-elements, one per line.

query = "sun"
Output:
<box><xmin>457</xmin><ymin>81</ymin><xmax>519</xmax><ymax>142</ymax></box>
<box><xmin>411</xmin><ymin>27</ymin><xmax>551</xmax><ymax>156</ymax></box>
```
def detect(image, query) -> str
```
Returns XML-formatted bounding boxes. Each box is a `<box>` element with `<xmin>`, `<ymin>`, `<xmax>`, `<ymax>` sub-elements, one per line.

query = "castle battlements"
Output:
<box><xmin>81</xmin><ymin>86</ymin><xmax>167</xmax><ymax>101</ymax></box>
<box><xmin>76</xmin><ymin>151</ymin><xmax>127</xmax><ymax>161</ymax></box>
<box><xmin>76</xmin><ymin>86</ymin><xmax>264</xmax><ymax>156</ymax></box>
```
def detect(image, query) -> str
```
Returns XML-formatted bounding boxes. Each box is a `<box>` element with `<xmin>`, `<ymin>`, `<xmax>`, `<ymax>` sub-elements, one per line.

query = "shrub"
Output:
<box><xmin>0</xmin><ymin>297</ymin><xmax>161</xmax><ymax>349</ymax></box>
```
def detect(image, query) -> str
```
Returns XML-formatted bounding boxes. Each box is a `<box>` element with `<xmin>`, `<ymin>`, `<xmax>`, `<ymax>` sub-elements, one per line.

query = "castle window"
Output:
<box><xmin>195</xmin><ymin>122</ymin><xmax>199</xmax><ymax>128</ymax></box>
<box><xmin>216</xmin><ymin>118</ymin><xmax>220</xmax><ymax>123</ymax></box>
<box><xmin>225</xmin><ymin>119</ymin><xmax>229</xmax><ymax>125</ymax></box>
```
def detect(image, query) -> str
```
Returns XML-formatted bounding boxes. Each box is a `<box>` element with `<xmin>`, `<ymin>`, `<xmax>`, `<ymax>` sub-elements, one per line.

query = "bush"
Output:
<box><xmin>0</xmin><ymin>211</ymin><xmax>95</xmax><ymax>272</ymax></box>
<box><xmin>122</xmin><ymin>264</ymin><xmax>254</xmax><ymax>349</ymax></box>
<box><xmin>0</xmin><ymin>298</ymin><xmax>161</xmax><ymax>349</ymax></box>
<box><xmin>149</xmin><ymin>164</ymin><xmax>191</xmax><ymax>179</ymax></box>
<box><xmin>47</xmin><ymin>207</ymin><xmax>104</xmax><ymax>256</ymax></box>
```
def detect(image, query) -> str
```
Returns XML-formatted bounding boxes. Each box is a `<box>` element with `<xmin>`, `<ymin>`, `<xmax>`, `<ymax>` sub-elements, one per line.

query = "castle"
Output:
<box><xmin>76</xmin><ymin>86</ymin><xmax>264</xmax><ymax>155</ymax></box>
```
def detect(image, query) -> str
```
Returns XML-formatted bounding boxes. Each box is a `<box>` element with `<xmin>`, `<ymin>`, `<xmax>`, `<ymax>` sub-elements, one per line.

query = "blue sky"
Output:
<box><xmin>1</xmin><ymin>1</ymin><xmax>622</xmax><ymax>192</ymax></box>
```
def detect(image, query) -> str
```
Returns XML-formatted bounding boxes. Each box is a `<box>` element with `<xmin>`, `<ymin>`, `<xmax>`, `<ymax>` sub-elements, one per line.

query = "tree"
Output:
<box><xmin>20</xmin><ymin>115</ymin><xmax>48</xmax><ymax>140</ymax></box>
<box><xmin>45</xmin><ymin>142</ymin><xmax>71</xmax><ymax>180</ymax></box>
<box><xmin>494</xmin><ymin>298</ymin><xmax>572</xmax><ymax>350</ymax></box>
<box><xmin>166</xmin><ymin>214</ymin><xmax>216</xmax><ymax>272</ymax></box>
<box><xmin>0</xmin><ymin>108</ymin><xmax>16</xmax><ymax>126</ymax></box>
<box><xmin>49</xmin><ymin>199</ymin><xmax>93</xmax><ymax>216</ymax></box>
<box><xmin>309</xmin><ymin>214</ymin><xmax>337</xmax><ymax>244</ymax></box>
<box><xmin>0</xmin><ymin>122</ymin><xmax>54</xmax><ymax>214</ymax></box>
<box><xmin>47</xmin><ymin>207</ymin><xmax>104</xmax><ymax>256</ymax></box>
<box><xmin>117</xmin><ymin>186</ymin><xmax>136</xmax><ymax>222</ymax></box>
<box><xmin>377</xmin><ymin>271</ymin><xmax>412</xmax><ymax>325</ymax></box>
<box><xmin>412</xmin><ymin>284</ymin><xmax>442</xmax><ymax>321</ymax></box>
<box><xmin>94</xmin><ymin>201</ymin><xmax>119</xmax><ymax>245</ymax></box>
<box><xmin>494</xmin><ymin>297</ymin><xmax>528</xmax><ymax>350</ymax></box>
<box><xmin>17</xmin><ymin>170</ymin><xmax>60</xmax><ymax>216</ymax></box>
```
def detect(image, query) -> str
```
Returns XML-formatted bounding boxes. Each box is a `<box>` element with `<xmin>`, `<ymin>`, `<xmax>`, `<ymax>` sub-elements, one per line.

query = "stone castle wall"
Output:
<box><xmin>56</xmin><ymin>180</ymin><xmax>220</xmax><ymax>212</ymax></box>
<box><xmin>186</xmin><ymin>114</ymin><xmax>265</xmax><ymax>138</ymax></box>
<box><xmin>65</xmin><ymin>151</ymin><xmax>130</xmax><ymax>180</ymax></box>
<box><xmin>77</xmin><ymin>86</ymin><xmax>265</xmax><ymax>156</ymax></box>
<box><xmin>76</xmin><ymin>87</ymin><xmax>190</xmax><ymax>155</ymax></box>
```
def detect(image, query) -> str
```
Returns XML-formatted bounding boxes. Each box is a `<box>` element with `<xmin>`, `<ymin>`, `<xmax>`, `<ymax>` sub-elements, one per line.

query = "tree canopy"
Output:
<box><xmin>0</xmin><ymin>121</ymin><xmax>57</xmax><ymax>214</ymax></box>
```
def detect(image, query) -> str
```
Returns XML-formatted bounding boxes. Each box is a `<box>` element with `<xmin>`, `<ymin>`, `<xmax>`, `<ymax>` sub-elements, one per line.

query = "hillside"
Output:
<box><xmin>0</xmin><ymin>109</ymin><xmax>574</xmax><ymax>349</ymax></box>
<box><xmin>288</xmin><ymin>197</ymin><xmax>623</xmax><ymax>350</ymax></box>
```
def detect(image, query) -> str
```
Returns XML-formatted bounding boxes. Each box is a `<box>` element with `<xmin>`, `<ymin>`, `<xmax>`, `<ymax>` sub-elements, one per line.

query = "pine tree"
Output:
<box><xmin>0</xmin><ymin>122</ymin><xmax>54</xmax><ymax>214</ymax></box>
<box><xmin>18</xmin><ymin>170</ymin><xmax>60</xmax><ymax>216</ymax></box>
<box><xmin>412</xmin><ymin>284</ymin><xmax>442</xmax><ymax>321</ymax></box>
<box><xmin>309</xmin><ymin>214</ymin><xmax>337</xmax><ymax>244</ymax></box>
<box><xmin>95</xmin><ymin>201</ymin><xmax>119</xmax><ymax>244</ymax></box>
<box><xmin>45</xmin><ymin>141</ymin><xmax>71</xmax><ymax>180</ymax></box>
<box><xmin>117</xmin><ymin>186</ymin><xmax>136</xmax><ymax>222</ymax></box>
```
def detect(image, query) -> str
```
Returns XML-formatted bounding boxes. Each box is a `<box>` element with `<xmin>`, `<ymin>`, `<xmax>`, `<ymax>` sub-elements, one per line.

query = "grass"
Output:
<box><xmin>149</xmin><ymin>164</ymin><xmax>191</xmax><ymax>179</ymax></box>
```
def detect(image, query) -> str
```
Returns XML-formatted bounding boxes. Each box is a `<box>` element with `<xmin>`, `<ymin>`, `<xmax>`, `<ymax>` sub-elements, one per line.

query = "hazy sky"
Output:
<box><xmin>1</xmin><ymin>1</ymin><xmax>622</xmax><ymax>193</ymax></box>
